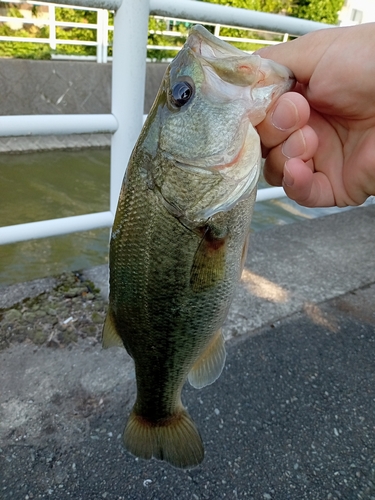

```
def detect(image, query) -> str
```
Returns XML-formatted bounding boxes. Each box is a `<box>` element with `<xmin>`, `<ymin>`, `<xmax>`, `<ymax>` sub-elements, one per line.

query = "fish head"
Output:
<box><xmin>142</xmin><ymin>25</ymin><xmax>295</xmax><ymax>223</ymax></box>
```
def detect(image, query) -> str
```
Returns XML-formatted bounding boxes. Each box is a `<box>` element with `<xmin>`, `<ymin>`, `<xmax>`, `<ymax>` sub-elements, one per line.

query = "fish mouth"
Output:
<box><xmin>187</xmin><ymin>24</ymin><xmax>295</xmax><ymax>107</ymax></box>
<box><xmin>187</xmin><ymin>24</ymin><xmax>247</xmax><ymax>59</ymax></box>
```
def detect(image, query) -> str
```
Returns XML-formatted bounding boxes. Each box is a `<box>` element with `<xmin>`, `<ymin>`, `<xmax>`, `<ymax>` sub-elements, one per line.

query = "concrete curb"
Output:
<box><xmin>0</xmin><ymin>134</ymin><xmax>111</xmax><ymax>154</ymax></box>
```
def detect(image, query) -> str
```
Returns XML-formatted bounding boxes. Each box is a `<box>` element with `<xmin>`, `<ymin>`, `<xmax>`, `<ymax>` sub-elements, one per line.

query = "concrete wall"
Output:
<box><xmin>0</xmin><ymin>59</ymin><xmax>168</xmax><ymax>152</ymax></box>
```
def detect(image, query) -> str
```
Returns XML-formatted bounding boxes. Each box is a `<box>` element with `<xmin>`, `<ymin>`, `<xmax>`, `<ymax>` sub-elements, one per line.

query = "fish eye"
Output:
<box><xmin>170</xmin><ymin>81</ymin><xmax>193</xmax><ymax>108</ymax></box>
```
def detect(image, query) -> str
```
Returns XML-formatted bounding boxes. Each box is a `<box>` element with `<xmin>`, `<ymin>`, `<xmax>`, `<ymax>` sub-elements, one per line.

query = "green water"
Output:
<box><xmin>0</xmin><ymin>149</ymin><xmax>110</xmax><ymax>286</ymax></box>
<box><xmin>0</xmin><ymin>149</ymin><xmax>354</xmax><ymax>286</ymax></box>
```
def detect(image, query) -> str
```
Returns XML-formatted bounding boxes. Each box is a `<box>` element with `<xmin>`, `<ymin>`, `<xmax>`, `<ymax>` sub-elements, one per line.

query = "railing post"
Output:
<box><xmin>97</xmin><ymin>8</ymin><xmax>108</xmax><ymax>63</ymax></box>
<box><xmin>110</xmin><ymin>0</ymin><xmax>150</xmax><ymax>214</ymax></box>
<box><xmin>49</xmin><ymin>4</ymin><xmax>56</xmax><ymax>51</ymax></box>
<box><xmin>97</xmin><ymin>9</ymin><xmax>102</xmax><ymax>63</ymax></box>
<box><xmin>101</xmin><ymin>9</ymin><xmax>109</xmax><ymax>64</ymax></box>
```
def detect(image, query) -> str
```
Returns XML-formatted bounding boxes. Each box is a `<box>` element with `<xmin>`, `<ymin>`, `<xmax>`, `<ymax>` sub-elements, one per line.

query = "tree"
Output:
<box><xmin>199</xmin><ymin>0</ymin><xmax>294</xmax><ymax>15</ymax></box>
<box><xmin>147</xmin><ymin>17</ymin><xmax>188</xmax><ymax>61</ymax></box>
<box><xmin>197</xmin><ymin>0</ymin><xmax>295</xmax><ymax>52</ymax></box>
<box><xmin>54</xmin><ymin>7</ymin><xmax>97</xmax><ymax>57</ymax></box>
<box><xmin>291</xmin><ymin>0</ymin><xmax>344</xmax><ymax>25</ymax></box>
<box><xmin>200</xmin><ymin>0</ymin><xmax>345</xmax><ymax>24</ymax></box>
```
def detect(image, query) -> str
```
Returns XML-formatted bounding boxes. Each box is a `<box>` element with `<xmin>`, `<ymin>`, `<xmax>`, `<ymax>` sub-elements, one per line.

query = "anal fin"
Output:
<box><xmin>102</xmin><ymin>310</ymin><xmax>124</xmax><ymax>349</ymax></box>
<box><xmin>188</xmin><ymin>329</ymin><xmax>226</xmax><ymax>389</ymax></box>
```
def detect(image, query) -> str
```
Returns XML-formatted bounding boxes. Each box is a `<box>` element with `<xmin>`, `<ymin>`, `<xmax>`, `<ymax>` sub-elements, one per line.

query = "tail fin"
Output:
<box><xmin>123</xmin><ymin>408</ymin><xmax>204</xmax><ymax>469</ymax></box>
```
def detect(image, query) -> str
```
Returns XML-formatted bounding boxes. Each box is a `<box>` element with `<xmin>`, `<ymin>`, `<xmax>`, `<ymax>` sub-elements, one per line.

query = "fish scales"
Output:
<box><xmin>103</xmin><ymin>24</ymin><xmax>295</xmax><ymax>469</ymax></box>
<box><xmin>111</xmin><ymin>159</ymin><xmax>253</xmax><ymax>399</ymax></box>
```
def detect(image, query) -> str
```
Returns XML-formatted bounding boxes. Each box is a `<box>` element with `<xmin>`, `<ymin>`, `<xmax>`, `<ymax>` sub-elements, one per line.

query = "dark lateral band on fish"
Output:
<box><xmin>103</xmin><ymin>24</ymin><xmax>295</xmax><ymax>469</ymax></box>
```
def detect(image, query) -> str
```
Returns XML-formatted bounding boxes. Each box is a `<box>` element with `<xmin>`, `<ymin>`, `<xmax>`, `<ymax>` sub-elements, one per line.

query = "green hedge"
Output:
<box><xmin>0</xmin><ymin>5</ymin><xmax>104</xmax><ymax>59</ymax></box>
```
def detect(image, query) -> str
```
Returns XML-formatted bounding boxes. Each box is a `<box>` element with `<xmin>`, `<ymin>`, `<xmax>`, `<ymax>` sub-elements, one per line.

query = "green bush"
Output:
<box><xmin>0</xmin><ymin>40</ymin><xmax>51</xmax><ymax>59</ymax></box>
<box><xmin>54</xmin><ymin>6</ymin><xmax>96</xmax><ymax>56</ymax></box>
<box><xmin>147</xmin><ymin>18</ymin><xmax>188</xmax><ymax>61</ymax></box>
<box><xmin>0</xmin><ymin>21</ymin><xmax>51</xmax><ymax>59</ymax></box>
<box><xmin>0</xmin><ymin>4</ymin><xmax>100</xmax><ymax>59</ymax></box>
<box><xmin>215</xmin><ymin>26</ymin><xmax>286</xmax><ymax>52</ymax></box>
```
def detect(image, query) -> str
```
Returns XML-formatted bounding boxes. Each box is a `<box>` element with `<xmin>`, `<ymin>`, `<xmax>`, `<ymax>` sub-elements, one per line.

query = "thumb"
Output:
<box><xmin>256</xmin><ymin>28</ymin><xmax>341</xmax><ymax>85</ymax></box>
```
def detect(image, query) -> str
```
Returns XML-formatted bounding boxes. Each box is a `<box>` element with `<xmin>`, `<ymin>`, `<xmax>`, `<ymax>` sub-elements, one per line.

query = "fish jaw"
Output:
<box><xmin>186</xmin><ymin>24</ymin><xmax>295</xmax><ymax>125</ymax></box>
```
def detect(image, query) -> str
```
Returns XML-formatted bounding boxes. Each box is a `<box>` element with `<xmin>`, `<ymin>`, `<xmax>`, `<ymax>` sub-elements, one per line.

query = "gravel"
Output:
<box><xmin>0</xmin><ymin>271</ymin><xmax>107</xmax><ymax>351</ymax></box>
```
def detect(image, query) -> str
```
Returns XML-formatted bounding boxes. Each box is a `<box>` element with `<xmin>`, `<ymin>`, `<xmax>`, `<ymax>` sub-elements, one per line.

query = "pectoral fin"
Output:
<box><xmin>102</xmin><ymin>310</ymin><xmax>124</xmax><ymax>349</ymax></box>
<box><xmin>190</xmin><ymin>225</ymin><xmax>228</xmax><ymax>293</ymax></box>
<box><xmin>188</xmin><ymin>329</ymin><xmax>226</xmax><ymax>389</ymax></box>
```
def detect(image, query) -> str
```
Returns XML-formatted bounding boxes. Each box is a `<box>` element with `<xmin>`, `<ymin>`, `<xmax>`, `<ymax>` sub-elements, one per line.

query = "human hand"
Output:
<box><xmin>256</xmin><ymin>23</ymin><xmax>375</xmax><ymax>207</ymax></box>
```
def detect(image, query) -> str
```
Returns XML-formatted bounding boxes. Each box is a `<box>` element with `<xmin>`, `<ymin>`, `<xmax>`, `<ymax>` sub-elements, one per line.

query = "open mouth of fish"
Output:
<box><xmin>186</xmin><ymin>24</ymin><xmax>295</xmax><ymax>99</ymax></box>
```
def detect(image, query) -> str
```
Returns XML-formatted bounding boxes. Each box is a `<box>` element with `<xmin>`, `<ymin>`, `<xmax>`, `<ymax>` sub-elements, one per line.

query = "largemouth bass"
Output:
<box><xmin>103</xmin><ymin>25</ymin><xmax>294</xmax><ymax>469</ymax></box>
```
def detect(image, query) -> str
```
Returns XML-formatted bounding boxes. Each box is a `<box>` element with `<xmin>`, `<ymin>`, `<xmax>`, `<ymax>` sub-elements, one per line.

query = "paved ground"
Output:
<box><xmin>1</xmin><ymin>205</ymin><xmax>374</xmax><ymax>499</ymax></box>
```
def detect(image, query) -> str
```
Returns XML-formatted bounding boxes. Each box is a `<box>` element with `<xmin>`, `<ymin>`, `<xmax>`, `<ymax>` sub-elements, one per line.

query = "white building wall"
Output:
<box><xmin>339</xmin><ymin>0</ymin><xmax>375</xmax><ymax>25</ymax></box>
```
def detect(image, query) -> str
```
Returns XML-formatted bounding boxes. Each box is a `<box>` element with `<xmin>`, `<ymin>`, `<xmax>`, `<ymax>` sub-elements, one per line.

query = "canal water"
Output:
<box><xmin>0</xmin><ymin>148</ymin><xmax>359</xmax><ymax>286</ymax></box>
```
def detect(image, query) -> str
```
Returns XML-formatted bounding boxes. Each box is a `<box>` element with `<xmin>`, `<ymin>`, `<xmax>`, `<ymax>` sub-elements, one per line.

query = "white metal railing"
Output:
<box><xmin>0</xmin><ymin>0</ymin><xmax>323</xmax><ymax>63</ymax></box>
<box><xmin>0</xmin><ymin>0</ymin><xmax>331</xmax><ymax>246</ymax></box>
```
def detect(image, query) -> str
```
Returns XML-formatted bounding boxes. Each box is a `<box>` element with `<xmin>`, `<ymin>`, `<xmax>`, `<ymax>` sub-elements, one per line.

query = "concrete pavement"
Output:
<box><xmin>1</xmin><ymin>205</ymin><xmax>374</xmax><ymax>499</ymax></box>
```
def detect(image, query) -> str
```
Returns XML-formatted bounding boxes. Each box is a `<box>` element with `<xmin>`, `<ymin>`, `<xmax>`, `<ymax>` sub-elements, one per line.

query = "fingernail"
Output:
<box><xmin>282</xmin><ymin>130</ymin><xmax>306</xmax><ymax>158</ymax></box>
<box><xmin>283</xmin><ymin>163</ymin><xmax>294</xmax><ymax>187</ymax></box>
<box><xmin>271</xmin><ymin>98</ymin><xmax>298</xmax><ymax>131</ymax></box>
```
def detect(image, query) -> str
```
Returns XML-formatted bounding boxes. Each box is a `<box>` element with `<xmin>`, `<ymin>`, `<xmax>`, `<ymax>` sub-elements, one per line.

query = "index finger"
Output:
<box><xmin>256</xmin><ymin>28</ymin><xmax>342</xmax><ymax>85</ymax></box>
